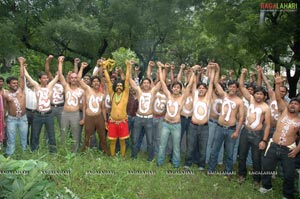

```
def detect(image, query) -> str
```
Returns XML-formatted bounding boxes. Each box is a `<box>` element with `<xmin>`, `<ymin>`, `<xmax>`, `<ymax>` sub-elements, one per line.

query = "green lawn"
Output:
<box><xmin>0</xmin><ymin>129</ymin><xmax>293</xmax><ymax>199</ymax></box>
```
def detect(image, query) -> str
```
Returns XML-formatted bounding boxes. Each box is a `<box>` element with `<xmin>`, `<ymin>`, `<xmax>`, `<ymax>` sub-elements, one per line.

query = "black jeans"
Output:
<box><xmin>262</xmin><ymin>142</ymin><xmax>295</xmax><ymax>199</ymax></box>
<box><xmin>238</xmin><ymin>128</ymin><xmax>263</xmax><ymax>182</ymax></box>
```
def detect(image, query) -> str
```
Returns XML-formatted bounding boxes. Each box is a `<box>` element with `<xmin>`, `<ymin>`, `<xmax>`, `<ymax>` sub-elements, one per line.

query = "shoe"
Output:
<box><xmin>259</xmin><ymin>187</ymin><xmax>272</xmax><ymax>194</ymax></box>
<box><xmin>183</xmin><ymin>165</ymin><xmax>190</xmax><ymax>169</ymax></box>
<box><xmin>198</xmin><ymin>167</ymin><xmax>205</xmax><ymax>171</ymax></box>
<box><xmin>238</xmin><ymin>176</ymin><xmax>245</xmax><ymax>184</ymax></box>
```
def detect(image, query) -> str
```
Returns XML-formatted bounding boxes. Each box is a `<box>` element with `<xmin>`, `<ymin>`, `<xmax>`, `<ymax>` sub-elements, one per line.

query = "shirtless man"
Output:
<box><xmin>147</xmin><ymin>61</ymin><xmax>167</xmax><ymax>155</ymax></box>
<box><xmin>206</xmin><ymin>84</ymin><xmax>224</xmax><ymax>165</ymax></box>
<box><xmin>102</xmin><ymin>59</ymin><xmax>131</xmax><ymax>157</ymax></box>
<box><xmin>78</xmin><ymin>62</ymin><xmax>108</xmax><ymax>154</ymax></box>
<box><xmin>184</xmin><ymin>64</ymin><xmax>216</xmax><ymax>170</ymax></box>
<box><xmin>238</xmin><ymin>68</ymin><xmax>271</xmax><ymax>186</ymax></box>
<box><xmin>130</xmin><ymin>63</ymin><xmax>161</xmax><ymax>161</ymax></box>
<box><xmin>24</xmin><ymin>57</ymin><xmax>59</xmax><ymax>153</ymax></box>
<box><xmin>208</xmin><ymin>63</ymin><xmax>244</xmax><ymax>175</ymax></box>
<box><xmin>58</xmin><ymin>56</ymin><xmax>84</xmax><ymax>153</ymax></box>
<box><xmin>259</xmin><ymin>74</ymin><xmax>300</xmax><ymax>199</ymax></box>
<box><xmin>3</xmin><ymin>57</ymin><xmax>28</xmax><ymax>157</ymax></box>
<box><xmin>156</xmin><ymin>62</ymin><xmax>195</xmax><ymax>168</ymax></box>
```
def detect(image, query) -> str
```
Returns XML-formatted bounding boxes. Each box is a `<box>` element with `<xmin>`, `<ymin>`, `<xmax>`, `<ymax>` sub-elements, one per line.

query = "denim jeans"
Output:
<box><xmin>185</xmin><ymin>122</ymin><xmax>209</xmax><ymax>168</ymax></box>
<box><xmin>180</xmin><ymin>116</ymin><xmax>191</xmax><ymax>153</ymax></box>
<box><xmin>153</xmin><ymin>117</ymin><xmax>163</xmax><ymax>155</ymax></box>
<box><xmin>31</xmin><ymin>111</ymin><xmax>56</xmax><ymax>153</ymax></box>
<box><xmin>157</xmin><ymin>121</ymin><xmax>181</xmax><ymax>168</ymax></box>
<box><xmin>262</xmin><ymin>143</ymin><xmax>295</xmax><ymax>199</ymax></box>
<box><xmin>206</xmin><ymin>119</ymin><xmax>224</xmax><ymax>164</ymax></box>
<box><xmin>208</xmin><ymin>125</ymin><xmax>237</xmax><ymax>173</ymax></box>
<box><xmin>131</xmin><ymin>116</ymin><xmax>154</xmax><ymax>161</ymax></box>
<box><xmin>238</xmin><ymin>128</ymin><xmax>263</xmax><ymax>182</ymax></box>
<box><xmin>5</xmin><ymin>115</ymin><xmax>28</xmax><ymax>155</ymax></box>
<box><xmin>26</xmin><ymin>110</ymin><xmax>35</xmax><ymax>145</ymax></box>
<box><xmin>233</xmin><ymin>125</ymin><xmax>253</xmax><ymax>166</ymax></box>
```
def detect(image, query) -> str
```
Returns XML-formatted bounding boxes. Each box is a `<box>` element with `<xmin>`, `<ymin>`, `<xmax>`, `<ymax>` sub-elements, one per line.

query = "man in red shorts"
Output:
<box><xmin>102</xmin><ymin>59</ymin><xmax>132</xmax><ymax>157</ymax></box>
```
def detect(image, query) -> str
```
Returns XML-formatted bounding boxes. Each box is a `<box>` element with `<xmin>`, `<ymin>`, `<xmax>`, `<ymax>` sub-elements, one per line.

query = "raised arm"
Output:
<box><xmin>146</xmin><ymin>61</ymin><xmax>155</xmax><ymax>80</ymax></box>
<box><xmin>176</xmin><ymin>64</ymin><xmax>185</xmax><ymax>84</ymax></box>
<box><xmin>102</xmin><ymin>59</ymin><xmax>113</xmax><ymax>96</ymax></box>
<box><xmin>182</xmin><ymin>66</ymin><xmax>196</xmax><ymax>98</ymax></box>
<box><xmin>58</xmin><ymin>56</ymin><xmax>68</xmax><ymax>87</ymax></box>
<box><xmin>23</xmin><ymin>64</ymin><xmax>39</xmax><ymax>89</ymax></box>
<box><xmin>239</xmin><ymin>68</ymin><xmax>251</xmax><ymax>101</ymax></box>
<box><xmin>45</xmin><ymin>55</ymin><xmax>54</xmax><ymax>80</ymax></box>
<box><xmin>73</xmin><ymin>58</ymin><xmax>80</xmax><ymax>74</ymax></box>
<box><xmin>158</xmin><ymin>61</ymin><xmax>170</xmax><ymax>97</ymax></box>
<box><xmin>213</xmin><ymin>63</ymin><xmax>226</xmax><ymax>97</ymax></box>
<box><xmin>125</xmin><ymin>60</ymin><xmax>133</xmax><ymax>92</ymax></box>
<box><xmin>78</xmin><ymin>62</ymin><xmax>89</xmax><ymax>90</ymax></box>
<box><xmin>274</xmin><ymin>73</ymin><xmax>286</xmax><ymax>112</ymax></box>
<box><xmin>18</xmin><ymin>57</ymin><xmax>25</xmax><ymax>91</ymax></box>
<box><xmin>169</xmin><ymin>63</ymin><xmax>176</xmax><ymax>84</ymax></box>
<box><xmin>256</xmin><ymin>65</ymin><xmax>262</xmax><ymax>87</ymax></box>
<box><xmin>205</xmin><ymin>64</ymin><xmax>216</xmax><ymax>101</ymax></box>
<box><xmin>260</xmin><ymin>66</ymin><xmax>275</xmax><ymax>99</ymax></box>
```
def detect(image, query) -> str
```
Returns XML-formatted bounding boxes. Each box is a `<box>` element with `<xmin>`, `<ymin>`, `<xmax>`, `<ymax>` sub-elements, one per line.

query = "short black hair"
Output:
<box><xmin>6</xmin><ymin>76</ymin><xmax>18</xmax><ymax>84</ymax></box>
<box><xmin>290</xmin><ymin>97</ymin><xmax>300</xmax><ymax>104</ymax></box>
<box><xmin>38</xmin><ymin>71</ymin><xmax>47</xmax><ymax>79</ymax></box>
<box><xmin>253</xmin><ymin>86</ymin><xmax>267</xmax><ymax>96</ymax></box>
<box><xmin>227</xmin><ymin>80</ymin><xmax>239</xmax><ymax>88</ymax></box>
<box><xmin>91</xmin><ymin>76</ymin><xmax>101</xmax><ymax>83</ymax></box>
<box><xmin>140</xmin><ymin>77</ymin><xmax>152</xmax><ymax>85</ymax></box>
<box><xmin>172</xmin><ymin>81</ymin><xmax>183</xmax><ymax>90</ymax></box>
<box><xmin>197</xmin><ymin>82</ymin><xmax>208</xmax><ymax>89</ymax></box>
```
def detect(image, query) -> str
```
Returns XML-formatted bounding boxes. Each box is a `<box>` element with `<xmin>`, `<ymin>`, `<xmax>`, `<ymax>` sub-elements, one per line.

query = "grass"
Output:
<box><xmin>0</xmin><ymin>127</ymin><xmax>292</xmax><ymax>199</ymax></box>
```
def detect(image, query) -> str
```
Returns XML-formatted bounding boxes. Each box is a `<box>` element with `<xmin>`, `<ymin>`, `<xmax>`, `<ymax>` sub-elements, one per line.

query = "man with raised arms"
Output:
<box><xmin>130</xmin><ymin>63</ymin><xmax>161</xmax><ymax>161</ymax></box>
<box><xmin>58</xmin><ymin>56</ymin><xmax>84</xmax><ymax>153</ymax></box>
<box><xmin>238</xmin><ymin>68</ymin><xmax>271</xmax><ymax>186</ymax></box>
<box><xmin>156</xmin><ymin>62</ymin><xmax>195</xmax><ymax>168</ymax></box>
<box><xmin>259</xmin><ymin>74</ymin><xmax>300</xmax><ymax>199</ymax></box>
<box><xmin>3</xmin><ymin>57</ymin><xmax>28</xmax><ymax>157</ymax></box>
<box><xmin>78</xmin><ymin>62</ymin><xmax>107</xmax><ymax>154</ymax></box>
<box><xmin>184</xmin><ymin>63</ymin><xmax>216</xmax><ymax>170</ymax></box>
<box><xmin>24</xmin><ymin>57</ymin><xmax>59</xmax><ymax>154</ymax></box>
<box><xmin>208</xmin><ymin>63</ymin><xmax>244</xmax><ymax>176</ymax></box>
<box><xmin>102</xmin><ymin>59</ymin><xmax>131</xmax><ymax>157</ymax></box>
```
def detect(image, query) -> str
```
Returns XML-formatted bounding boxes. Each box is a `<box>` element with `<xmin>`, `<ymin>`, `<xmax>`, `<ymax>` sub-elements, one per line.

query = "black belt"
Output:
<box><xmin>191</xmin><ymin>121</ymin><xmax>208</xmax><ymax>126</ymax></box>
<box><xmin>181</xmin><ymin>115</ymin><xmax>192</xmax><ymax>119</ymax></box>
<box><xmin>209</xmin><ymin>119</ymin><xmax>218</xmax><ymax>124</ymax></box>
<box><xmin>26</xmin><ymin>108</ymin><xmax>36</xmax><ymax>112</ymax></box>
<box><xmin>217</xmin><ymin>123</ymin><xmax>236</xmax><ymax>130</ymax></box>
<box><xmin>163</xmin><ymin>119</ymin><xmax>180</xmax><ymax>124</ymax></box>
<box><xmin>35</xmin><ymin>110</ymin><xmax>52</xmax><ymax>115</ymax></box>
<box><xmin>51</xmin><ymin>103</ymin><xmax>64</xmax><ymax>107</ymax></box>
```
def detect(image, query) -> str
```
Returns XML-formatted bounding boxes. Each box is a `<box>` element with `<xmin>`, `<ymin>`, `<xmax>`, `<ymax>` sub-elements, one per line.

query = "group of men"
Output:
<box><xmin>0</xmin><ymin>56</ymin><xmax>300</xmax><ymax>199</ymax></box>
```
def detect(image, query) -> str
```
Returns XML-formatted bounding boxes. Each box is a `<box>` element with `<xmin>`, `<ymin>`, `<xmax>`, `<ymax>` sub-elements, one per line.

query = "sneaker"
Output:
<box><xmin>198</xmin><ymin>167</ymin><xmax>205</xmax><ymax>171</ymax></box>
<box><xmin>183</xmin><ymin>165</ymin><xmax>190</xmax><ymax>169</ymax></box>
<box><xmin>259</xmin><ymin>187</ymin><xmax>272</xmax><ymax>194</ymax></box>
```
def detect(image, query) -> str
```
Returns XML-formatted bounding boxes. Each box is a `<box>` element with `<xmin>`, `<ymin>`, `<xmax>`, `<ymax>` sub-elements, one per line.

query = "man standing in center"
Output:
<box><xmin>208</xmin><ymin>63</ymin><xmax>244</xmax><ymax>176</ymax></box>
<box><xmin>130</xmin><ymin>64</ymin><xmax>161</xmax><ymax>161</ymax></box>
<box><xmin>58</xmin><ymin>56</ymin><xmax>84</xmax><ymax>153</ymax></box>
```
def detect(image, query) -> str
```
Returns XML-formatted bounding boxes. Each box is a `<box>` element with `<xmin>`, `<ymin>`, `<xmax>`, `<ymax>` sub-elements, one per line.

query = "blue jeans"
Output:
<box><xmin>233</xmin><ymin>125</ymin><xmax>253</xmax><ymax>166</ymax></box>
<box><xmin>131</xmin><ymin>116</ymin><xmax>154</xmax><ymax>161</ymax></box>
<box><xmin>153</xmin><ymin>117</ymin><xmax>163</xmax><ymax>155</ymax></box>
<box><xmin>180</xmin><ymin>116</ymin><xmax>191</xmax><ymax>153</ymax></box>
<box><xmin>5</xmin><ymin>115</ymin><xmax>28</xmax><ymax>155</ymax></box>
<box><xmin>157</xmin><ymin>121</ymin><xmax>181</xmax><ymax>168</ymax></box>
<box><xmin>206</xmin><ymin>119</ymin><xmax>224</xmax><ymax>164</ymax></box>
<box><xmin>262</xmin><ymin>143</ymin><xmax>295</xmax><ymax>199</ymax></box>
<box><xmin>238</xmin><ymin>128</ymin><xmax>263</xmax><ymax>182</ymax></box>
<box><xmin>208</xmin><ymin>125</ymin><xmax>237</xmax><ymax>173</ymax></box>
<box><xmin>31</xmin><ymin>111</ymin><xmax>56</xmax><ymax>153</ymax></box>
<box><xmin>185</xmin><ymin>122</ymin><xmax>209</xmax><ymax>168</ymax></box>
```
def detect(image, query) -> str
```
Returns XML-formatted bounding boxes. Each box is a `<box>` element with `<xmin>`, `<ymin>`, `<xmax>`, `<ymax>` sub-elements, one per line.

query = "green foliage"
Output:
<box><xmin>112</xmin><ymin>47</ymin><xmax>139</xmax><ymax>70</ymax></box>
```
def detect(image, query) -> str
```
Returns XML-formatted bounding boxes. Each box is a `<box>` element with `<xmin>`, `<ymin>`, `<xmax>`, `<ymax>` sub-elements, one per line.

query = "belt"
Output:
<box><xmin>136</xmin><ymin>113</ymin><xmax>153</xmax><ymax>118</ymax></box>
<box><xmin>191</xmin><ymin>121</ymin><xmax>208</xmax><ymax>126</ymax></box>
<box><xmin>163</xmin><ymin>119</ymin><xmax>180</xmax><ymax>124</ymax></box>
<box><xmin>181</xmin><ymin>115</ymin><xmax>192</xmax><ymax>119</ymax></box>
<box><xmin>51</xmin><ymin>103</ymin><xmax>64</xmax><ymax>107</ymax></box>
<box><xmin>35</xmin><ymin>110</ymin><xmax>52</xmax><ymax>115</ymax></box>
<box><xmin>217</xmin><ymin>123</ymin><xmax>236</xmax><ymax>130</ymax></box>
<box><xmin>209</xmin><ymin>119</ymin><xmax>218</xmax><ymax>124</ymax></box>
<box><xmin>26</xmin><ymin>108</ymin><xmax>36</xmax><ymax>112</ymax></box>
